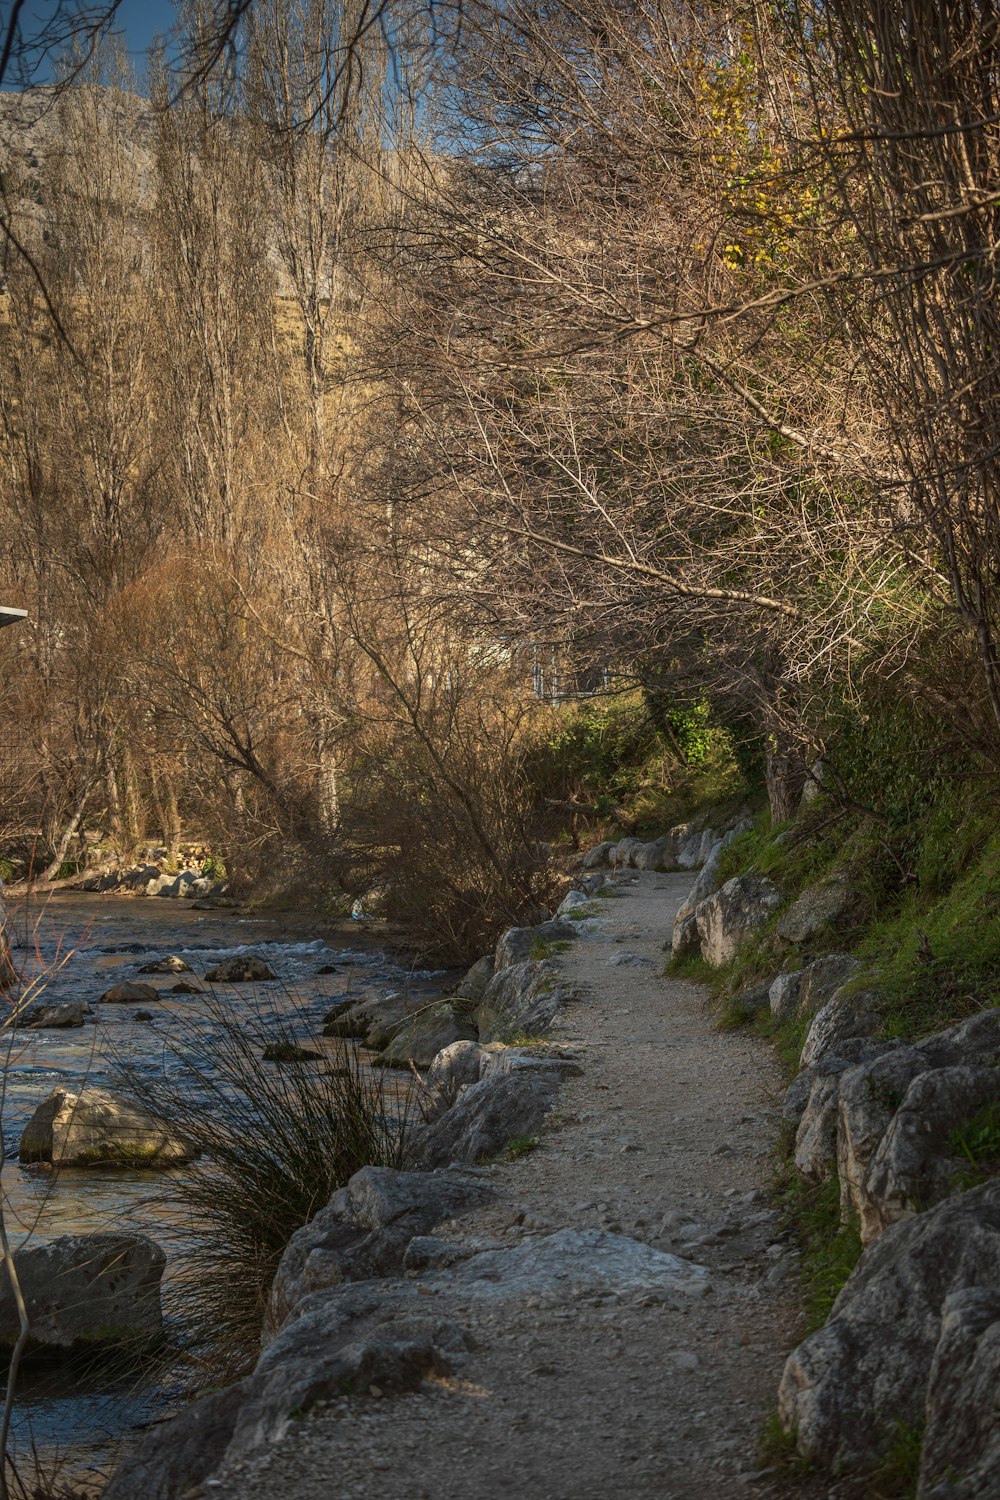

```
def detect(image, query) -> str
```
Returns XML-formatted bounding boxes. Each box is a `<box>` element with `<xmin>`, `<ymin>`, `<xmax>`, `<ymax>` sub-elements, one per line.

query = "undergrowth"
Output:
<box><xmin>118</xmin><ymin>998</ymin><xmax>410</xmax><ymax>1375</ymax></box>
<box><xmin>774</xmin><ymin>1164</ymin><xmax>863</xmax><ymax>1334</ymax></box>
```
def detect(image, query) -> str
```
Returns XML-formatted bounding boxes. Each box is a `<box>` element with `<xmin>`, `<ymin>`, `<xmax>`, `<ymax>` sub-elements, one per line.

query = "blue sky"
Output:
<box><xmin>4</xmin><ymin>1</ymin><xmax>182</xmax><ymax>87</ymax></box>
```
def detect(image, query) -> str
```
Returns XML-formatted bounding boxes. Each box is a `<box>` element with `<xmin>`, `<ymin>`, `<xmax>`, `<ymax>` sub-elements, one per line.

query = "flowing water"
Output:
<box><xmin>0</xmin><ymin>890</ymin><xmax>439</xmax><ymax>1490</ymax></box>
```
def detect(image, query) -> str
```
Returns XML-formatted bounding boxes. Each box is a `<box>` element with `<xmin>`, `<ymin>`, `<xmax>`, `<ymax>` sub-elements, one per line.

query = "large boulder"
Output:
<box><xmin>323</xmin><ymin>991</ymin><xmax>413</xmax><ymax>1047</ymax></box>
<box><xmin>454</xmin><ymin>955</ymin><xmax>494</xmax><ymax>1002</ymax></box>
<box><xmin>695</xmin><ymin>876</ymin><xmax>781</xmax><ymax>967</ymax></box>
<box><xmin>610</xmin><ymin>837</ymin><xmax>646</xmax><ymax>868</ymax></box>
<box><xmin>799</xmin><ymin>987</ymin><xmax>882</xmax><ymax>1068</ymax></box>
<box><xmin>265</xmin><ymin>1165</ymin><xmax>494</xmax><ymax>1338</ymax></box>
<box><xmin>778</xmin><ymin>1183</ymin><xmax>1000</xmax><ymax>1477</ymax></box>
<box><xmin>494</xmin><ymin>921</ymin><xmax>576</xmax><ymax>971</ymax></box>
<box><xmin>582</xmin><ymin>840</ymin><xmax>616</xmax><ymax>869</ymax></box>
<box><xmin>796</xmin><ymin>953</ymin><xmax>862</xmax><ymax>1019</ymax></box>
<box><xmin>919</xmin><ymin>1287</ymin><xmax>1000</xmax><ymax>1498</ymax></box>
<box><xmin>19</xmin><ymin>1088</ymin><xmax>195</xmax><ymax>1168</ymax></box>
<box><xmin>408</xmin><ymin>1065</ymin><xmax>564</xmax><ymax>1168</ymax></box>
<box><xmin>0</xmin><ymin>1234</ymin><xmax>165</xmax><ymax>1352</ymax></box>
<box><xmin>205</xmin><ymin>955</ymin><xmax>275</xmax><ymax>983</ymax></box>
<box><xmin>379</xmin><ymin>1002</ymin><xmax>478</xmax><ymax>1069</ymax></box>
<box><xmin>474</xmin><ymin>959</ymin><xmax>567</xmax><ymax>1042</ymax></box>
<box><xmin>105</xmin><ymin>1279</ymin><xmax>467</xmax><ymax>1500</ymax></box>
<box><xmin>838</xmin><ymin>1010</ymin><xmax>1000</xmax><ymax>1243</ymax></box>
<box><xmin>776</xmin><ymin>875</ymin><xmax>854</xmax><ymax>946</ymax></box>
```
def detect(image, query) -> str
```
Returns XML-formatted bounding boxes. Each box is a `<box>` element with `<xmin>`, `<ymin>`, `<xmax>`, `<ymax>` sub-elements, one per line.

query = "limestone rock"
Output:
<box><xmin>800</xmin><ymin>987</ymin><xmax>882</xmax><ymax>1068</ymax></box>
<box><xmin>205</xmin><ymin>955</ymin><xmax>275</xmax><ymax>983</ymax></box>
<box><xmin>581</xmin><ymin>840</ymin><xmax>616</xmax><ymax>869</ymax></box>
<box><xmin>100</xmin><ymin>982</ymin><xmax>158</xmax><ymax>1004</ymax></box>
<box><xmin>379</xmin><ymin>1002</ymin><xmax>478</xmax><ymax>1069</ymax></box>
<box><xmin>670</xmin><ymin>909</ymin><xmax>700</xmax><ymax>960</ymax></box>
<box><xmin>862</xmin><ymin>1065</ymin><xmax>1000</xmax><ymax>1239</ymax></box>
<box><xmin>475</xmin><ymin>958</ymin><xmax>567</xmax><ymax>1042</ymax></box>
<box><xmin>793</xmin><ymin>1072</ymin><xmax>843</xmax><ymax>1183</ymax></box>
<box><xmin>557</xmin><ymin>889</ymin><xmax>591</xmax><ymax>915</ymax></box>
<box><xmin>494</xmin><ymin>921</ymin><xmax>576</xmax><ymax>971</ymax></box>
<box><xmin>449</xmin><ymin>1228</ymin><xmax>709</xmax><ymax>1305</ymax></box>
<box><xmin>634</xmin><ymin>837</ymin><xmax>675</xmax><ymax>871</ymax></box>
<box><xmin>776</xmin><ymin>876</ymin><xmax>854</xmax><ymax>945</ymax></box>
<box><xmin>837</xmin><ymin>1046</ymin><xmax>928</xmax><ymax>1241</ymax></box>
<box><xmin>408</xmin><ymin>1067</ymin><xmax>562</xmax><ymax>1168</ymax></box>
<box><xmin>0</xmin><ymin>1233</ymin><xmax>165</xmax><ymax>1351</ymax></box>
<box><xmin>769</xmin><ymin>971</ymin><xmax>803</xmax><ymax>1022</ymax></box>
<box><xmin>107</xmin><ymin>1280</ymin><xmax>467</xmax><ymax>1500</ymax></box>
<box><xmin>782</xmin><ymin>1036</ymin><xmax>899</xmax><ymax>1129</ymax></box>
<box><xmin>454</xmin><ymin>954</ymin><xmax>494</xmax><ymax>1003</ymax></box>
<box><xmin>611</xmin><ymin>837</ymin><xmax>645</xmax><ymax>868</ymax></box>
<box><xmin>919</xmin><ymin>1287</ymin><xmax>1000</xmax><ymax>1498</ymax></box>
<box><xmin>265</xmin><ymin>1166</ymin><xmax>493</xmax><ymax>1338</ymax></box>
<box><xmin>796</xmin><ymin>953</ymin><xmax>862</xmax><ymax>1019</ymax></box>
<box><xmin>19</xmin><ymin>1087</ymin><xmax>195</xmax><ymax>1168</ymax></box>
<box><xmin>779</xmin><ymin>1183</ymin><xmax>1000</xmax><ymax>1475</ymax></box>
<box><xmin>696</xmin><ymin>876</ymin><xmax>781</xmax><ymax>967</ymax></box>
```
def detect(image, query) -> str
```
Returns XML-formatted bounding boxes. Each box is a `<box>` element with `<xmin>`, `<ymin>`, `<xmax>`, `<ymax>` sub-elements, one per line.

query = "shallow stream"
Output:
<box><xmin>1</xmin><ymin>890</ymin><xmax>437</xmax><ymax>1489</ymax></box>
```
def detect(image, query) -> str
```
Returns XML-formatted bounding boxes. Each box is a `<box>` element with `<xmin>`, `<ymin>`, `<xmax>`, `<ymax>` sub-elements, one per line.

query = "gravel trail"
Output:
<box><xmin>208</xmin><ymin>871</ymin><xmax>810</xmax><ymax>1500</ymax></box>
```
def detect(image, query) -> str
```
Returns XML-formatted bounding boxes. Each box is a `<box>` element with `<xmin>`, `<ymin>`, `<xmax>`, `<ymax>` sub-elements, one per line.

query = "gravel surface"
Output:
<box><xmin>205</xmin><ymin>871</ymin><xmax>830</xmax><ymax>1500</ymax></box>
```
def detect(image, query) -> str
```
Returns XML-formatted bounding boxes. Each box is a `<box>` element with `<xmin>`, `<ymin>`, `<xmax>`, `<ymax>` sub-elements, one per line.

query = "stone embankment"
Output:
<box><xmin>105</xmin><ymin>832</ymin><xmax>809</xmax><ymax>1500</ymax></box>
<box><xmin>673</xmin><ymin>827</ymin><xmax>1000</xmax><ymax>1496</ymax></box>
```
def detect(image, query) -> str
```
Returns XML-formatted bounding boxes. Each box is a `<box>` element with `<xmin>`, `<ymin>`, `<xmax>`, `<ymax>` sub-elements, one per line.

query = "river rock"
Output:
<box><xmin>169</xmin><ymin>980</ymin><xmax>203</xmax><ymax>995</ymax></box>
<box><xmin>323</xmin><ymin>990</ymin><xmax>413</xmax><ymax>1047</ymax></box>
<box><xmin>379</xmin><ymin>1002</ymin><xmax>478</xmax><ymax>1068</ymax></box>
<box><xmin>205</xmin><ymin>955</ymin><xmax>275</xmax><ymax>983</ymax></box>
<box><xmin>261</xmin><ymin>1042</ymin><xmax>323</xmax><ymax>1063</ymax></box>
<box><xmin>12</xmin><ymin>1001</ymin><xmax>85</xmax><ymax>1029</ymax></box>
<box><xmin>0</xmin><ymin>1233</ymin><xmax>165</xmax><ymax>1352</ymax></box>
<box><xmin>776</xmin><ymin>875</ymin><xmax>854</xmax><ymax>946</ymax></box>
<box><xmin>265</xmin><ymin>1165</ymin><xmax>494</xmax><ymax>1337</ymax></box>
<box><xmin>779</xmin><ymin>1182</ymin><xmax>1000</xmax><ymax>1476</ymax></box>
<box><xmin>800</xmin><ymin>987</ymin><xmax>882</xmax><ymax>1068</ymax></box>
<box><xmin>696</xmin><ymin>876</ymin><xmax>781</xmax><ymax>967</ymax></box>
<box><xmin>138</xmin><ymin>955</ymin><xmax>193</xmax><ymax>975</ymax></box>
<box><xmin>100</xmin><ymin>982</ymin><xmax>158</xmax><ymax>1004</ymax></box>
<box><xmin>19</xmin><ymin>1087</ymin><xmax>195</xmax><ymax>1168</ymax></box>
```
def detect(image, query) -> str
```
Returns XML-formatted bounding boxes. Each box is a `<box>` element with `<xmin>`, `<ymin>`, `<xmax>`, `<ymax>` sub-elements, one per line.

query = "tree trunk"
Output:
<box><xmin>38</xmin><ymin>782</ymin><xmax>91</xmax><ymax>882</ymax></box>
<box><xmin>765</xmin><ymin>735</ymin><xmax>807</xmax><ymax>824</ymax></box>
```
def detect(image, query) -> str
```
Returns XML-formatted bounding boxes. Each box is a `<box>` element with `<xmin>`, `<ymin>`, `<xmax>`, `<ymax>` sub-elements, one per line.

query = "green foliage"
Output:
<box><xmin>523</xmin><ymin>688</ymin><xmax>748</xmax><ymax>837</ymax></box>
<box><xmin>869</xmin><ymin>1420</ymin><xmax>925</xmax><ymax>1500</ymax></box>
<box><xmin>949</xmin><ymin>1101</ymin><xmax>1000</xmax><ymax>1190</ymax></box>
<box><xmin>503</xmin><ymin>1133</ymin><xmax>540</xmax><ymax>1160</ymax></box>
<box><xmin>0</xmin><ymin>857</ymin><xmax>14</xmax><ymax>883</ymax></box>
<box><xmin>757</xmin><ymin>1409</ymin><xmax>814</xmax><ymax>1478</ymax></box>
<box><xmin>775</xmin><ymin>1171</ymin><xmax>863</xmax><ymax>1334</ymax></box>
<box><xmin>201</xmin><ymin>853</ymin><xmax>227</xmax><ymax>882</ymax></box>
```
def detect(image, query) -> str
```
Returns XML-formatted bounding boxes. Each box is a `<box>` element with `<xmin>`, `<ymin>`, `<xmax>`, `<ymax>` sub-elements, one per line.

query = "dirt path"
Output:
<box><xmin>209</xmin><ymin>871</ymin><xmax>807</xmax><ymax>1500</ymax></box>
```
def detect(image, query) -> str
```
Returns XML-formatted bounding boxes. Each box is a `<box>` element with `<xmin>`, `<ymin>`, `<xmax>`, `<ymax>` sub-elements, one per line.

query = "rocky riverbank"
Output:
<box><xmin>104</xmin><ymin>858</ymin><xmax>811</xmax><ymax>1500</ymax></box>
